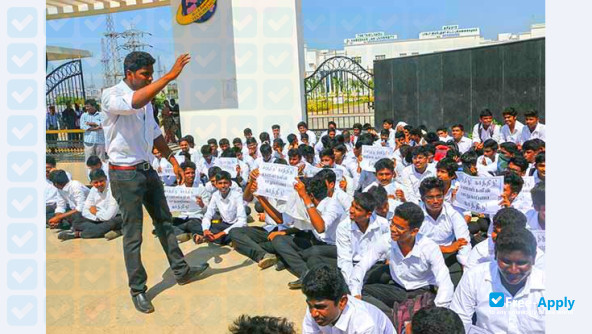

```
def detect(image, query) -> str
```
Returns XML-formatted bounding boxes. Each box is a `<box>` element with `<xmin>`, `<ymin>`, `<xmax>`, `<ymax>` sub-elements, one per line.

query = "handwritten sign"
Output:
<box><xmin>303</xmin><ymin>165</ymin><xmax>345</xmax><ymax>181</ymax></box>
<box><xmin>164</xmin><ymin>186</ymin><xmax>202</xmax><ymax>212</ymax></box>
<box><xmin>453</xmin><ymin>172</ymin><xmax>503</xmax><ymax>214</ymax></box>
<box><xmin>157</xmin><ymin>166</ymin><xmax>177</xmax><ymax>185</ymax></box>
<box><xmin>215</xmin><ymin>157</ymin><xmax>238</xmax><ymax>178</ymax></box>
<box><xmin>531</xmin><ymin>230</ymin><xmax>546</xmax><ymax>252</ymax></box>
<box><xmin>254</xmin><ymin>163</ymin><xmax>298</xmax><ymax>201</ymax></box>
<box><xmin>360</xmin><ymin>145</ymin><xmax>393</xmax><ymax>172</ymax></box>
<box><xmin>513</xmin><ymin>176</ymin><xmax>535</xmax><ymax>213</ymax></box>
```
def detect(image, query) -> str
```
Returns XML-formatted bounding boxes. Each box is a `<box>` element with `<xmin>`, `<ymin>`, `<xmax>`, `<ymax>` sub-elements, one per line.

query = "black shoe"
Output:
<box><xmin>275</xmin><ymin>260</ymin><xmax>286</xmax><ymax>271</ymax></box>
<box><xmin>177</xmin><ymin>264</ymin><xmax>209</xmax><ymax>286</ymax></box>
<box><xmin>132</xmin><ymin>293</ymin><xmax>154</xmax><ymax>314</ymax></box>
<box><xmin>57</xmin><ymin>230</ymin><xmax>77</xmax><ymax>241</ymax></box>
<box><xmin>288</xmin><ymin>278</ymin><xmax>303</xmax><ymax>289</ymax></box>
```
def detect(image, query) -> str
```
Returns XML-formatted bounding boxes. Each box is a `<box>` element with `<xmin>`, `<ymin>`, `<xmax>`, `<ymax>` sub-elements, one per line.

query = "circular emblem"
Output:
<box><xmin>176</xmin><ymin>0</ymin><xmax>217</xmax><ymax>25</ymax></box>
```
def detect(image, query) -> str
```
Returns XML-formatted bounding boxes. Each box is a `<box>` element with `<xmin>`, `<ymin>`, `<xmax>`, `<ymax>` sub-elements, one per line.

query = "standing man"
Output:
<box><xmin>169</xmin><ymin>98</ymin><xmax>182</xmax><ymax>140</ymax></box>
<box><xmin>62</xmin><ymin>102</ymin><xmax>77</xmax><ymax>140</ymax></box>
<box><xmin>80</xmin><ymin>99</ymin><xmax>107</xmax><ymax>163</ymax></box>
<box><xmin>101</xmin><ymin>51</ymin><xmax>208</xmax><ymax>314</ymax></box>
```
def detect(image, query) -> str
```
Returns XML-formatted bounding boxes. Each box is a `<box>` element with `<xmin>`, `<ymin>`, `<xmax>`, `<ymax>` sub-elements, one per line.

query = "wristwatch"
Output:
<box><xmin>306</xmin><ymin>203</ymin><xmax>315</xmax><ymax>209</ymax></box>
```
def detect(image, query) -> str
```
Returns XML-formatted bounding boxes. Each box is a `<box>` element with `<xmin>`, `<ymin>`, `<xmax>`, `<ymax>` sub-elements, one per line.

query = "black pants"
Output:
<box><xmin>109</xmin><ymin>167</ymin><xmax>190</xmax><ymax>296</ymax></box>
<box><xmin>172</xmin><ymin>217</ymin><xmax>203</xmax><ymax>236</ymax></box>
<box><xmin>228</xmin><ymin>226</ymin><xmax>276</xmax><ymax>262</ymax></box>
<box><xmin>444</xmin><ymin>252</ymin><xmax>463</xmax><ymax>287</ymax></box>
<box><xmin>301</xmin><ymin>244</ymin><xmax>337</xmax><ymax>270</ymax></box>
<box><xmin>198</xmin><ymin>221</ymin><xmax>233</xmax><ymax>245</ymax></box>
<box><xmin>271</xmin><ymin>230</ymin><xmax>326</xmax><ymax>278</ymax></box>
<box><xmin>72</xmin><ymin>215</ymin><xmax>123</xmax><ymax>238</ymax></box>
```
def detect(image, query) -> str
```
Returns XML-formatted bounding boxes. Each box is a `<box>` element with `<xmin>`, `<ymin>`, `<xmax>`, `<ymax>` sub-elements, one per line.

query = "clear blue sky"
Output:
<box><xmin>46</xmin><ymin>0</ymin><xmax>544</xmax><ymax>87</ymax></box>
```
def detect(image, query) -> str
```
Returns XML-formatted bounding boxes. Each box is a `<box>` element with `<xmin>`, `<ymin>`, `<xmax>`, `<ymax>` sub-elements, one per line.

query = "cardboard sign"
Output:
<box><xmin>215</xmin><ymin>157</ymin><xmax>238</xmax><ymax>178</ymax></box>
<box><xmin>164</xmin><ymin>186</ymin><xmax>202</xmax><ymax>212</ymax></box>
<box><xmin>360</xmin><ymin>145</ymin><xmax>393</xmax><ymax>172</ymax></box>
<box><xmin>254</xmin><ymin>163</ymin><xmax>298</xmax><ymax>201</ymax></box>
<box><xmin>513</xmin><ymin>176</ymin><xmax>535</xmax><ymax>213</ymax></box>
<box><xmin>453</xmin><ymin>172</ymin><xmax>504</xmax><ymax>214</ymax></box>
<box><xmin>302</xmin><ymin>165</ymin><xmax>345</xmax><ymax>181</ymax></box>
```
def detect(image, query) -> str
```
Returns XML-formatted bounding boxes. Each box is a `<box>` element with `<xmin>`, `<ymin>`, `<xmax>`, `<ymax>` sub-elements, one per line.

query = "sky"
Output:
<box><xmin>46</xmin><ymin>0</ymin><xmax>545</xmax><ymax>88</ymax></box>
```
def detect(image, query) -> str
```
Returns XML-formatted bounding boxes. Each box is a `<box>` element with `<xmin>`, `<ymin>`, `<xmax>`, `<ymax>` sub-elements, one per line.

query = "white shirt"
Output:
<box><xmin>152</xmin><ymin>157</ymin><xmax>176</xmax><ymax>186</ymax></box>
<box><xmin>332</xmin><ymin>187</ymin><xmax>354</xmax><ymax>215</ymax></box>
<box><xmin>201</xmin><ymin>187</ymin><xmax>247</xmax><ymax>234</ymax></box>
<box><xmin>175</xmin><ymin>150</ymin><xmax>200</xmax><ymax>165</ymax></box>
<box><xmin>520</xmin><ymin>122</ymin><xmax>546</xmax><ymax>144</ymax></box>
<box><xmin>525</xmin><ymin>209</ymin><xmax>544</xmax><ymax>232</ymax></box>
<box><xmin>363</xmin><ymin>180</ymin><xmax>409</xmax><ymax>214</ymax></box>
<box><xmin>450</xmin><ymin>262</ymin><xmax>545</xmax><ymax>334</ymax></box>
<box><xmin>312</xmin><ymin>196</ymin><xmax>346</xmax><ymax>245</ymax></box>
<box><xmin>204</xmin><ymin>180</ymin><xmax>241</xmax><ymax>195</ymax></box>
<box><xmin>336</xmin><ymin>214</ymin><xmax>389</xmax><ymax>283</ymax></box>
<box><xmin>197</xmin><ymin>157</ymin><xmax>217</xmax><ymax>176</ymax></box>
<box><xmin>101</xmin><ymin>80</ymin><xmax>162</xmax><ymax>166</ymax></box>
<box><xmin>307</xmin><ymin>130</ymin><xmax>317</xmax><ymax>146</ymax></box>
<box><xmin>500</xmin><ymin>121</ymin><xmax>525</xmax><ymax>144</ymax></box>
<box><xmin>253</xmin><ymin>156</ymin><xmax>274</xmax><ymax>170</ymax></box>
<box><xmin>419</xmin><ymin>202</ymin><xmax>472</xmax><ymax>266</ymax></box>
<box><xmin>302</xmin><ymin>295</ymin><xmax>395</xmax><ymax>334</ymax></box>
<box><xmin>55</xmin><ymin>180</ymin><xmax>90</xmax><ymax>214</ymax></box>
<box><xmin>477</xmin><ymin>154</ymin><xmax>499</xmax><ymax>174</ymax></box>
<box><xmin>176</xmin><ymin>184</ymin><xmax>210</xmax><ymax>220</ymax></box>
<box><xmin>455</xmin><ymin>136</ymin><xmax>473</xmax><ymax>154</ymax></box>
<box><xmin>46</xmin><ymin>179</ymin><xmax>59</xmax><ymax>206</ymax></box>
<box><xmin>465</xmin><ymin>238</ymin><xmax>545</xmax><ymax>270</ymax></box>
<box><xmin>400</xmin><ymin>164</ymin><xmax>436</xmax><ymax>204</ymax></box>
<box><xmin>439</xmin><ymin>135</ymin><xmax>453</xmax><ymax>142</ymax></box>
<box><xmin>82</xmin><ymin>185</ymin><xmax>119</xmax><ymax>222</ymax></box>
<box><xmin>472</xmin><ymin>123</ymin><xmax>501</xmax><ymax>143</ymax></box>
<box><xmin>349</xmin><ymin>234</ymin><xmax>454</xmax><ymax>307</ymax></box>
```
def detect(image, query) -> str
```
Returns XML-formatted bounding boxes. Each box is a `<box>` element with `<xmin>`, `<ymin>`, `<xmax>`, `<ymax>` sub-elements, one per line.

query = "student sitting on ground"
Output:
<box><xmin>364</xmin><ymin>158</ymin><xmax>409</xmax><ymax>214</ymax></box>
<box><xmin>348</xmin><ymin>202</ymin><xmax>454</xmax><ymax>315</ymax></box>
<box><xmin>197</xmin><ymin>144</ymin><xmax>217</xmax><ymax>181</ymax></box>
<box><xmin>152</xmin><ymin>147</ymin><xmax>176</xmax><ymax>186</ymax></box>
<box><xmin>57</xmin><ymin>169</ymin><xmax>122</xmax><ymax>241</ymax></box>
<box><xmin>498</xmin><ymin>171</ymin><xmax>526</xmax><ymax>213</ymax></box>
<box><xmin>476</xmin><ymin>138</ymin><xmax>500</xmax><ymax>175</ymax></box>
<box><xmin>85</xmin><ymin>155</ymin><xmax>109</xmax><ymax>183</ymax></box>
<box><xmin>533</xmin><ymin>152</ymin><xmax>545</xmax><ymax>184</ymax></box>
<box><xmin>400</xmin><ymin>146</ymin><xmax>436</xmax><ymax>204</ymax></box>
<box><xmin>450</xmin><ymin>227</ymin><xmax>545</xmax><ymax>333</ymax></box>
<box><xmin>315</xmin><ymin>169</ymin><xmax>352</xmax><ymax>217</ymax></box>
<box><xmin>47</xmin><ymin>170</ymin><xmax>90</xmax><ymax>230</ymax></box>
<box><xmin>409</xmin><ymin>306</ymin><xmax>464</xmax><ymax>334</ymax></box>
<box><xmin>171</xmin><ymin>162</ymin><xmax>210</xmax><ymax>243</ymax></box>
<box><xmin>302</xmin><ymin>265</ymin><xmax>395</xmax><ymax>334</ymax></box>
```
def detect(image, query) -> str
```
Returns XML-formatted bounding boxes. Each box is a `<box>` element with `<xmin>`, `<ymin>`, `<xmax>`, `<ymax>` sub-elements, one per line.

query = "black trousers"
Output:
<box><xmin>172</xmin><ymin>217</ymin><xmax>203</xmax><ymax>236</ymax></box>
<box><xmin>109</xmin><ymin>167</ymin><xmax>190</xmax><ymax>296</ymax></box>
<box><xmin>197</xmin><ymin>221</ymin><xmax>233</xmax><ymax>245</ymax></box>
<box><xmin>301</xmin><ymin>244</ymin><xmax>337</xmax><ymax>270</ymax></box>
<box><xmin>228</xmin><ymin>226</ymin><xmax>276</xmax><ymax>262</ymax></box>
<box><xmin>444</xmin><ymin>252</ymin><xmax>463</xmax><ymax>287</ymax></box>
<box><xmin>72</xmin><ymin>214</ymin><xmax>123</xmax><ymax>238</ymax></box>
<box><xmin>271</xmin><ymin>230</ymin><xmax>326</xmax><ymax>278</ymax></box>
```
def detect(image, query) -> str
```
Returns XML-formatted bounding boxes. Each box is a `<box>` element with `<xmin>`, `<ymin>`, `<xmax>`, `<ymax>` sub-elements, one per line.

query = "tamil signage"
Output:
<box><xmin>419</xmin><ymin>25</ymin><xmax>479</xmax><ymax>39</ymax></box>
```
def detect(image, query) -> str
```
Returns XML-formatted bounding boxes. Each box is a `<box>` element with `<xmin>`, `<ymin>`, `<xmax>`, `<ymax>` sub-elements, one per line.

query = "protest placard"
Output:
<box><xmin>360</xmin><ymin>145</ymin><xmax>393</xmax><ymax>171</ymax></box>
<box><xmin>513</xmin><ymin>176</ymin><xmax>535</xmax><ymax>213</ymax></box>
<box><xmin>453</xmin><ymin>172</ymin><xmax>504</xmax><ymax>214</ymax></box>
<box><xmin>531</xmin><ymin>230</ymin><xmax>545</xmax><ymax>252</ymax></box>
<box><xmin>157</xmin><ymin>166</ymin><xmax>175</xmax><ymax>177</ymax></box>
<box><xmin>254</xmin><ymin>163</ymin><xmax>298</xmax><ymax>201</ymax></box>
<box><xmin>215</xmin><ymin>157</ymin><xmax>238</xmax><ymax>177</ymax></box>
<box><xmin>164</xmin><ymin>186</ymin><xmax>202</xmax><ymax>212</ymax></box>
<box><xmin>302</xmin><ymin>165</ymin><xmax>344</xmax><ymax>181</ymax></box>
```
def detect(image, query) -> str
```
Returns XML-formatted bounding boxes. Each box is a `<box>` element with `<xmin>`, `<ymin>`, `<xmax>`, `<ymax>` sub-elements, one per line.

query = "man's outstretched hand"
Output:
<box><xmin>166</xmin><ymin>54</ymin><xmax>191</xmax><ymax>81</ymax></box>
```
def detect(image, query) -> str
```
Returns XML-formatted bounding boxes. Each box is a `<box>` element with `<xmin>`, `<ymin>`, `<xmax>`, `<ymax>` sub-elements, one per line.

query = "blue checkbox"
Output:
<box><xmin>7</xmin><ymin>224</ymin><xmax>37</xmax><ymax>254</ymax></box>
<box><xmin>7</xmin><ymin>116</ymin><xmax>37</xmax><ymax>146</ymax></box>
<box><xmin>263</xmin><ymin>8</ymin><xmax>294</xmax><ymax>38</ymax></box>
<box><xmin>7</xmin><ymin>44</ymin><xmax>37</xmax><ymax>74</ymax></box>
<box><xmin>7</xmin><ymin>188</ymin><xmax>37</xmax><ymax>218</ymax></box>
<box><xmin>263</xmin><ymin>44</ymin><xmax>293</xmax><ymax>74</ymax></box>
<box><xmin>8</xmin><ymin>260</ymin><xmax>37</xmax><ymax>290</ymax></box>
<box><xmin>233</xmin><ymin>7</ymin><xmax>257</xmax><ymax>38</ymax></box>
<box><xmin>236</xmin><ymin>80</ymin><xmax>258</xmax><ymax>109</ymax></box>
<box><xmin>235</xmin><ymin>43</ymin><xmax>258</xmax><ymax>74</ymax></box>
<box><xmin>489</xmin><ymin>292</ymin><xmax>505</xmax><ymax>307</ymax></box>
<box><xmin>7</xmin><ymin>152</ymin><xmax>37</xmax><ymax>182</ymax></box>
<box><xmin>189</xmin><ymin>43</ymin><xmax>222</xmax><ymax>74</ymax></box>
<box><xmin>8</xmin><ymin>80</ymin><xmax>37</xmax><ymax>110</ymax></box>
<box><xmin>7</xmin><ymin>8</ymin><xmax>38</xmax><ymax>38</ymax></box>
<box><xmin>226</xmin><ymin>115</ymin><xmax>257</xmax><ymax>140</ymax></box>
<box><xmin>7</xmin><ymin>295</ymin><xmax>37</xmax><ymax>326</ymax></box>
<box><xmin>263</xmin><ymin>80</ymin><xmax>293</xmax><ymax>110</ymax></box>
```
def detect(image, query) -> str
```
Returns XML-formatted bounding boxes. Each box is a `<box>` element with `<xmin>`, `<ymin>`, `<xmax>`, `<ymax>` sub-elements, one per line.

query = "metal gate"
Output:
<box><xmin>304</xmin><ymin>56</ymin><xmax>374</xmax><ymax>132</ymax></box>
<box><xmin>46</xmin><ymin>59</ymin><xmax>86</xmax><ymax>112</ymax></box>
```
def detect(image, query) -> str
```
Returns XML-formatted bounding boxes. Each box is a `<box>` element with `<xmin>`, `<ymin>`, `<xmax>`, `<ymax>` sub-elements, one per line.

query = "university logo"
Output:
<box><xmin>176</xmin><ymin>0</ymin><xmax>217</xmax><ymax>25</ymax></box>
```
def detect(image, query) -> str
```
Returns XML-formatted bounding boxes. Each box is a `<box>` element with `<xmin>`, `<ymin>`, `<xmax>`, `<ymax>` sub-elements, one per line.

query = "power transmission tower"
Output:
<box><xmin>102</xmin><ymin>14</ymin><xmax>123</xmax><ymax>88</ymax></box>
<box><xmin>118</xmin><ymin>25</ymin><xmax>152</xmax><ymax>52</ymax></box>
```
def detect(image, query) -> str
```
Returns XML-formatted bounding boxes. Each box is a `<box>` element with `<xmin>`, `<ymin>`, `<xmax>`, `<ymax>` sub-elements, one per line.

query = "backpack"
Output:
<box><xmin>392</xmin><ymin>291</ymin><xmax>436</xmax><ymax>334</ymax></box>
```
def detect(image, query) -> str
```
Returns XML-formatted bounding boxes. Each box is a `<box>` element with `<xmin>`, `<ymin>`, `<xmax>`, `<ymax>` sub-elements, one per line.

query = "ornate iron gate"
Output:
<box><xmin>304</xmin><ymin>56</ymin><xmax>374</xmax><ymax>132</ymax></box>
<box><xmin>46</xmin><ymin>59</ymin><xmax>86</xmax><ymax>112</ymax></box>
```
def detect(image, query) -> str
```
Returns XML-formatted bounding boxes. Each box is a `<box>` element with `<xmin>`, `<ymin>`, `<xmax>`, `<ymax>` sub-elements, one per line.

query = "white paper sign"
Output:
<box><xmin>513</xmin><ymin>176</ymin><xmax>535</xmax><ymax>212</ymax></box>
<box><xmin>360</xmin><ymin>145</ymin><xmax>393</xmax><ymax>171</ymax></box>
<box><xmin>214</xmin><ymin>157</ymin><xmax>238</xmax><ymax>178</ymax></box>
<box><xmin>531</xmin><ymin>230</ymin><xmax>546</xmax><ymax>252</ymax></box>
<box><xmin>164</xmin><ymin>186</ymin><xmax>201</xmax><ymax>212</ymax></box>
<box><xmin>453</xmin><ymin>172</ymin><xmax>504</xmax><ymax>214</ymax></box>
<box><xmin>303</xmin><ymin>165</ymin><xmax>344</xmax><ymax>181</ymax></box>
<box><xmin>158</xmin><ymin>166</ymin><xmax>175</xmax><ymax>177</ymax></box>
<box><xmin>254</xmin><ymin>163</ymin><xmax>298</xmax><ymax>201</ymax></box>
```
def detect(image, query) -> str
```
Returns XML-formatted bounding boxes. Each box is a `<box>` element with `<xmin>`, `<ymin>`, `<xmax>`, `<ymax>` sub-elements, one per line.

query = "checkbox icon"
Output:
<box><xmin>7</xmin><ymin>224</ymin><xmax>37</xmax><ymax>254</ymax></box>
<box><xmin>263</xmin><ymin>44</ymin><xmax>293</xmax><ymax>74</ymax></box>
<box><xmin>8</xmin><ymin>80</ymin><xmax>37</xmax><ymax>110</ymax></box>
<box><xmin>489</xmin><ymin>292</ymin><xmax>505</xmax><ymax>307</ymax></box>
<box><xmin>7</xmin><ymin>116</ymin><xmax>37</xmax><ymax>146</ymax></box>
<box><xmin>7</xmin><ymin>152</ymin><xmax>37</xmax><ymax>182</ymax></box>
<box><xmin>7</xmin><ymin>44</ymin><xmax>37</xmax><ymax>74</ymax></box>
<box><xmin>7</xmin><ymin>295</ymin><xmax>37</xmax><ymax>326</ymax></box>
<box><xmin>7</xmin><ymin>188</ymin><xmax>37</xmax><ymax>218</ymax></box>
<box><xmin>7</xmin><ymin>7</ymin><xmax>38</xmax><ymax>38</ymax></box>
<box><xmin>8</xmin><ymin>259</ymin><xmax>37</xmax><ymax>290</ymax></box>
<box><xmin>263</xmin><ymin>8</ymin><xmax>294</xmax><ymax>38</ymax></box>
<box><xmin>233</xmin><ymin>7</ymin><xmax>257</xmax><ymax>38</ymax></box>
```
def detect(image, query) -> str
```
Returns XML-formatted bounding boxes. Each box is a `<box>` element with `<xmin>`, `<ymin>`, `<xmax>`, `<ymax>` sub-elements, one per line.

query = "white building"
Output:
<box><xmin>304</xmin><ymin>46</ymin><xmax>347</xmax><ymax>76</ymax></box>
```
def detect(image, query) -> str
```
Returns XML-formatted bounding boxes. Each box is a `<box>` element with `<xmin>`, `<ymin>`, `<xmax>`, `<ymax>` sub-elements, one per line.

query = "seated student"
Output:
<box><xmin>533</xmin><ymin>152</ymin><xmax>545</xmax><ymax>184</ymax></box>
<box><xmin>496</xmin><ymin>141</ymin><xmax>520</xmax><ymax>174</ymax></box>
<box><xmin>500</xmin><ymin>107</ymin><xmax>524</xmax><ymax>144</ymax></box>
<box><xmin>298</xmin><ymin>121</ymin><xmax>317</xmax><ymax>146</ymax></box>
<box><xmin>342</xmin><ymin>130</ymin><xmax>354</xmax><ymax>153</ymax></box>
<box><xmin>471</xmin><ymin>109</ymin><xmax>501</xmax><ymax>151</ymax></box>
<box><xmin>418</xmin><ymin>178</ymin><xmax>471</xmax><ymax>285</ymax></box>
<box><xmin>476</xmin><ymin>139</ymin><xmax>499</xmax><ymax>175</ymax></box>
<box><xmin>300</xmin><ymin>132</ymin><xmax>311</xmax><ymax>147</ymax></box>
<box><xmin>286</xmin><ymin>133</ymin><xmax>300</xmax><ymax>152</ymax></box>
<box><xmin>57</xmin><ymin>169</ymin><xmax>123</xmax><ymax>241</ymax></box>
<box><xmin>233</xmin><ymin>137</ymin><xmax>250</xmax><ymax>158</ymax></box>
<box><xmin>350</xmin><ymin>136</ymin><xmax>378</xmax><ymax>192</ymax></box>
<box><xmin>207</xmin><ymin>138</ymin><xmax>221</xmax><ymax>158</ymax></box>
<box><xmin>246</xmin><ymin>137</ymin><xmax>261</xmax><ymax>161</ymax></box>
<box><xmin>333</xmin><ymin>144</ymin><xmax>357</xmax><ymax>180</ymax></box>
<box><xmin>253</xmin><ymin>143</ymin><xmax>274</xmax><ymax>169</ymax></box>
<box><xmin>436</xmin><ymin>127</ymin><xmax>453</xmax><ymax>143</ymax></box>
<box><xmin>349</xmin><ymin>202</ymin><xmax>454</xmax><ymax>315</ymax></box>
<box><xmin>526</xmin><ymin>181</ymin><xmax>545</xmax><ymax>233</ymax></box>
<box><xmin>171</xmin><ymin>162</ymin><xmax>210</xmax><ymax>243</ymax></box>
<box><xmin>219</xmin><ymin>138</ymin><xmax>231</xmax><ymax>153</ymax></box>
<box><xmin>46</xmin><ymin>156</ymin><xmax>61</xmax><ymax>222</ymax></box>
<box><xmin>450</xmin><ymin>227</ymin><xmax>545</xmax><ymax>333</ymax></box>
<box><xmin>152</xmin><ymin>147</ymin><xmax>176</xmax><ymax>186</ymax></box>
<box><xmin>315</xmin><ymin>149</ymin><xmax>351</xmax><ymax>184</ymax></box>
<box><xmin>378</xmin><ymin>129</ymin><xmax>395</xmax><ymax>147</ymax></box>
<box><xmin>320</xmin><ymin>121</ymin><xmax>342</xmax><ymax>137</ymax></box>
<box><xmin>219</xmin><ymin>149</ymin><xmax>248</xmax><ymax>188</ymax></box>
<box><xmin>47</xmin><ymin>170</ymin><xmax>90</xmax><ymax>230</ymax></box>
<box><xmin>176</xmin><ymin>137</ymin><xmax>199</xmax><ymax>165</ymax></box>
<box><xmin>409</xmin><ymin>128</ymin><xmax>427</xmax><ymax>147</ymax></box>
<box><xmin>364</xmin><ymin>158</ymin><xmax>409</xmax><ymax>215</ymax></box>
<box><xmin>243</xmin><ymin>127</ymin><xmax>254</xmax><ymax>145</ymax></box>
<box><xmin>499</xmin><ymin>171</ymin><xmax>526</xmax><ymax>212</ymax></box>
<box><xmin>383</xmin><ymin>118</ymin><xmax>396</xmax><ymax>141</ymax></box>
<box><xmin>272</xmin><ymin>138</ymin><xmax>287</xmax><ymax>160</ymax></box>
<box><xmin>197</xmin><ymin>144</ymin><xmax>217</xmax><ymax>180</ymax></box>
<box><xmin>409</xmin><ymin>306</ymin><xmax>464</xmax><ymax>334</ymax></box>
<box><xmin>198</xmin><ymin>171</ymin><xmax>247</xmax><ymax>245</ymax></box>
<box><xmin>336</xmin><ymin>192</ymin><xmax>389</xmax><ymax>284</ymax></box>
<box><xmin>183</xmin><ymin>135</ymin><xmax>201</xmax><ymax>160</ymax></box>
<box><xmin>435</xmin><ymin>158</ymin><xmax>459</xmax><ymax>205</ymax></box>
<box><xmin>521</xmin><ymin>139</ymin><xmax>544</xmax><ymax>174</ymax></box>
<box><xmin>507</xmin><ymin>155</ymin><xmax>530</xmax><ymax>177</ymax></box>
<box><xmin>229</xmin><ymin>315</ymin><xmax>296</xmax><ymax>334</ymax></box>
<box><xmin>85</xmin><ymin>155</ymin><xmax>110</xmax><ymax>182</ymax></box>
<box><xmin>315</xmin><ymin>169</ymin><xmax>352</xmax><ymax>215</ymax></box>
<box><xmin>520</xmin><ymin>109</ymin><xmax>546</xmax><ymax>144</ymax></box>
<box><xmin>460</xmin><ymin>151</ymin><xmax>491</xmax><ymax>177</ymax></box>
<box><xmin>231</xmin><ymin>146</ymin><xmax>252</xmax><ymax>186</ymax></box>
<box><xmin>367</xmin><ymin>185</ymin><xmax>390</xmax><ymax>221</ymax></box>
<box><xmin>302</xmin><ymin>265</ymin><xmax>395</xmax><ymax>334</ymax></box>
<box><xmin>351</xmin><ymin>123</ymin><xmax>363</xmax><ymax>145</ymax></box>
<box><xmin>259</xmin><ymin>131</ymin><xmax>271</xmax><ymax>146</ymax></box>
<box><xmin>450</xmin><ymin>124</ymin><xmax>472</xmax><ymax>154</ymax></box>
<box><xmin>271</xmin><ymin>176</ymin><xmax>345</xmax><ymax>289</ymax></box>
<box><xmin>466</xmin><ymin>207</ymin><xmax>544</xmax><ymax>269</ymax></box>
<box><xmin>400</xmin><ymin>146</ymin><xmax>437</xmax><ymax>204</ymax></box>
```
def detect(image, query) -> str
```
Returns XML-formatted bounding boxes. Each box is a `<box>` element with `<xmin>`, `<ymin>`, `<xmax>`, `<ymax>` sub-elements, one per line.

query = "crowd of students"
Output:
<box><xmin>45</xmin><ymin>107</ymin><xmax>546</xmax><ymax>333</ymax></box>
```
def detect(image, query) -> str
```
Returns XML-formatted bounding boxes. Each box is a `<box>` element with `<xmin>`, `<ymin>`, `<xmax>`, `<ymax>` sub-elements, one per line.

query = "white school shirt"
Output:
<box><xmin>465</xmin><ymin>238</ymin><xmax>545</xmax><ymax>270</ymax></box>
<box><xmin>477</xmin><ymin>154</ymin><xmax>499</xmax><ymax>174</ymax></box>
<box><xmin>46</xmin><ymin>179</ymin><xmax>60</xmax><ymax>206</ymax></box>
<box><xmin>363</xmin><ymin>180</ymin><xmax>409</xmax><ymax>214</ymax></box>
<box><xmin>455</xmin><ymin>136</ymin><xmax>473</xmax><ymax>154</ymax></box>
<box><xmin>307</xmin><ymin>130</ymin><xmax>318</xmax><ymax>146</ymax></box>
<box><xmin>450</xmin><ymin>262</ymin><xmax>545</xmax><ymax>334</ymax></box>
<box><xmin>175</xmin><ymin>150</ymin><xmax>200</xmax><ymax>165</ymax></box>
<box><xmin>336</xmin><ymin>214</ymin><xmax>389</xmax><ymax>283</ymax></box>
<box><xmin>204</xmin><ymin>181</ymin><xmax>241</xmax><ymax>195</ymax></box>
<box><xmin>332</xmin><ymin>187</ymin><xmax>354</xmax><ymax>214</ymax></box>
<box><xmin>349</xmin><ymin>234</ymin><xmax>454</xmax><ymax>307</ymax></box>
<box><xmin>500</xmin><ymin>121</ymin><xmax>525</xmax><ymax>144</ymax></box>
<box><xmin>472</xmin><ymin>123</ymin><xmax>501</xmax><ymax>143</ymax></box>
<box><xmin>520</xmin><ymin>122</ymin><xmax>546</xmax><ymax>144</ymax></box>
<box><xmin>419</xmin><ymin>202</ymin><xmax>472</xmax><ymax>266</ymax></box>
<box><xmin>400</xmin><ymin>164</ymin><xmax>436</xmax><ymax>204</ymax></box>
<box><xmin>197</xmin><ymin>157</ymin><xmax>217</xmax><ymax>176</ymax></box>
<box><xmin>260</xmin><ymin>199</ymin><xmax>295</xmax><ymax>232</ymax></box>
<box><xmin>176</xmin><ymin>184</ymin><xmax>210</xmax><ymax>220</ymax></box>
<box><xmin>101</xmin><ymin>80</ymin><xmax>162</xmax><ymax>166</ymax></box>
<box><xmin>302</xmin><ymin>295</ymin><xmax>395</xmax><ymax>334</ymax></box>
<box><xmin>81</xmin><ymin>185</ymin><xmax>119</xmax><ymax>222</ymax></box>
<box><xmin>525</xmin><ymin>209</ymin><xmax>544</xmax><ymax>231</ymax></box>
<box><xmin>309</xmin><ymin>196</ymin><xmax>346</xmax><ymax>245</ymax></box>
<box><xmin>439</xmin><ymin>135</ymin><xmax>453</xmax><ymax>142</ymax></box>
<box><xmin>55</xmin><ymin>180</ymin><xmax>90</xmax><ymax>214</ymax></box>
<box><xmin>201</xmin><ymin>187</ymin><xmax>247</xmax><ymax>233</ymax></box>
<box><xmin>152</xmin><ymin>157</ymin><xmax>176</xmax><ymax>186</ymax></box>
<box><xmin>253</xmin><ymin>156</ymin><xmax>274</xmax><ymax>170</ymax></box>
